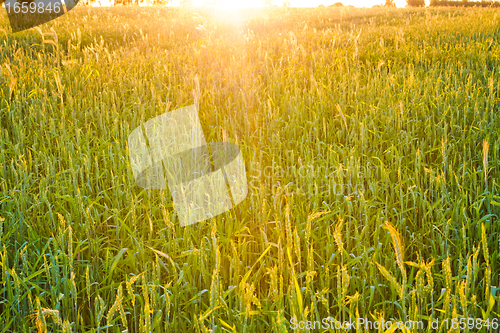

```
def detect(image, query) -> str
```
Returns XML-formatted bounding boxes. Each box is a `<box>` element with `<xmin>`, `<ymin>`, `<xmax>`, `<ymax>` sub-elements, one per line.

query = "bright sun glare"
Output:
<box><xmin>184</xmin><ymin>0</ymin><xmax>407</xmax><ymax>8</ymax></box>
<box><xmin>190</xmin><ymin>0</ymin><xmax>263</xmax><ymax>6</ymax></box>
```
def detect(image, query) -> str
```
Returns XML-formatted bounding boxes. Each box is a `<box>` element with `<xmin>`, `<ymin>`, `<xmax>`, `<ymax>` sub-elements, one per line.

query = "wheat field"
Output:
<box><xmin>0</xmin><ymin>5</ymin><xmax>500</xmax><ymax>332</ymax></box>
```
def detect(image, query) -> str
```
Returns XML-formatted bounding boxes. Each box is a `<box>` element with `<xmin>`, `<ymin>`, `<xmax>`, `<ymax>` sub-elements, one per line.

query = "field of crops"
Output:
<box><xmin>1</xmin><ymin>5</ymin><xmax>500</xmax><ymax>332</ymax></box>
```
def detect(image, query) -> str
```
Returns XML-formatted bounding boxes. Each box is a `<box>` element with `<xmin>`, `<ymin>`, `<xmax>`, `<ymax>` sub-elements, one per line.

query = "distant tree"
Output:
<box><xmin>331</xmin><ymin>2</ymin><xmax>344</xmax><ymax>6</ymax></box>
<box><xmin>429</xmin><ymin>0</ymin><xmax>500</xmax><ymax>6</ymax></box>
<box><xmin>385</xmin><ymin>0</ymin><xmax>396</xmax><ymax>6</ymax></box>
<box><xmin>264</xmin><ymin>0</ymin><xmax>274</xmax><ymax>5</ymax></box>
<box><xmin>406</xmin><ymin>0</ymin><xmax>425</xmax><ymax>6</ymax></box>
<box><xmin>282</xmin><ymin>0</ymin><xmax>290</xmax><ymax>6</ymax></box>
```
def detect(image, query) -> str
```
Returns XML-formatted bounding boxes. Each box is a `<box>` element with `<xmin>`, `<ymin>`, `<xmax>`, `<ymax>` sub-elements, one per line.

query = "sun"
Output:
<box><xmin>192</xmin><ymin>0</ymin><xmax>264</xmax><ymax>7</ymax></box>
<box><xmin>191</xmin><ymin>0</ymin><xmax>257</xmax><ymax>27</ymax></box>
<box><xmin>216</xmin><ymin>0</ymin><xmax>263</xmax><ymax>7</ymax></box>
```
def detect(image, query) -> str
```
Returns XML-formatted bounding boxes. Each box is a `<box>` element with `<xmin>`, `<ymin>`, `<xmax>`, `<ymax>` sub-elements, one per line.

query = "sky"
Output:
<box><xmin>167</xmin><ymin>0</ymin><xmax>409</xmax><ymax>8</ymax></box>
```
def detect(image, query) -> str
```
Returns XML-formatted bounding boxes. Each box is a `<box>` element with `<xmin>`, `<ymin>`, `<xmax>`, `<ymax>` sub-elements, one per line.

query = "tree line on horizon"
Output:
<box><xmin>55</xmin><ymin>0</ymin><xmax>500</xmax><ymax>8</ymax></box>
<box><xmin>405</xmin><ymin>0</ymin><xmax>500</xmax><ymax>7</ymax></box>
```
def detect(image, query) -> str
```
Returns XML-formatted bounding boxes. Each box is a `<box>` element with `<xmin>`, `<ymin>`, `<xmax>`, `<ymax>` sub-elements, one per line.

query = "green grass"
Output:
<box><xmin>1</xmin><ymin>5</ymin><xmax>500</xmax><ymax>332</ymax></box>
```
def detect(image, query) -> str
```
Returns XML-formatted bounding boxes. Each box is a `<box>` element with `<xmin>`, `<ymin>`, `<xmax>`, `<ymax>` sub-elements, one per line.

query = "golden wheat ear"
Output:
<box><xmin>384</xmin><ymin>221</ymin><xmax>405</xmax><ymax>276</ymax></box>
<box><xmin>193</xmin><ymin>74</ymin><xmax>201</xmax><ymax>109</ymax></box>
